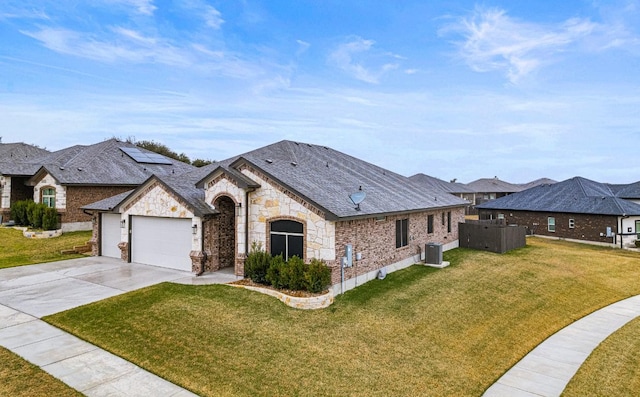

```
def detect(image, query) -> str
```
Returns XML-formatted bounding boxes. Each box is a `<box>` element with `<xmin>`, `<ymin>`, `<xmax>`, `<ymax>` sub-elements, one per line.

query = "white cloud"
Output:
<box><xmin>328</xmin><ymin>37</ymin><xmax>400</xmax><ymax>84</ymax></box>
<box><xmin>441</xmin><ymin>7</ymin><xmax>597</xmax><ymax>83</ymax></box>
<box><xmin>104</xmin><ymin>0</ymin><xmax>157</xmax><ymax>15</ymax></box>
<box><xmin>203</xmin><ymin>6</ymin><xmax>224</xmax><ymax>29</ymax></box>
<box><xmin>21</xmin><ymin>26</ymin><xmax>192</xmax><ymax>66</ymax></box>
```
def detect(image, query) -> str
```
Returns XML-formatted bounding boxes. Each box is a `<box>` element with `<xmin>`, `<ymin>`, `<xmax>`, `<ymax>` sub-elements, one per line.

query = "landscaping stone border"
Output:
<box><xmin>230</xmin><ymin>284</ymin><xmax>333</xmax><ymax>310</ymax></box>
<box><xmin>20</xmin><ymin>227</ymin><xmax>63</xmax><ymax>239</ymax></box>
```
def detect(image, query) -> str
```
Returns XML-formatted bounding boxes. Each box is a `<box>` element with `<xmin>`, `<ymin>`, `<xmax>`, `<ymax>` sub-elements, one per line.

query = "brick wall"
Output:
<box><xmin>63</xmin><ymin>186</ymin><xmax>132</xmax><ymax>224</ymax></box>
<box><xmin>478</xmin><ymin>209</ymin><xmax>618</xmax><ymax>244</ymax></box>
<box><xmin>202</xmin><ymin>196</ymin><xmax>237</xmax><ymax>272</ymax></box>
<box><xmin>331</xmin><ymin>207</ymin><xmax>464</xmax><ymax>285</ymax></box>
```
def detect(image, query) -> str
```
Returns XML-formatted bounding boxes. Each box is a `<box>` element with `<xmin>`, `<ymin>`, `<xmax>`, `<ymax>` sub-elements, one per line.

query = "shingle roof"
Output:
<box><xmin>0</xmin><ymin>143</ymin><xmax>50</xmax><ymax>176</ymax></box>
<box><xmin>30</xmin><ymin>139</ymin><xmax>195</xmax><ymax>186</ymax></box>
<box><xmin>200</xmin><ymin>140</ymin><xmax>468</xmax><ymax>220</ymax></box>
<box><xmin>477</xmin><ymin>176</ymin><xmax>640</xmax><ymax>216</ymax></box>
<box><xmin>518</xmin><ymin>178</ymin><xmax>557</xmax><ymax>190</ymax></box>
<box><xmin>465</xmin><ymin>177</ymin><xmax>524</xmax><ymax>193</ymax></box>
<box><xmin>609</xmin><ymin>181</ymin><xmax>640</xmax><ymax>199</ymax></box>
<box><xmin>409</xmin><ymin>173</ymin><xmax>475</xmax><ymax>194</ymax></box>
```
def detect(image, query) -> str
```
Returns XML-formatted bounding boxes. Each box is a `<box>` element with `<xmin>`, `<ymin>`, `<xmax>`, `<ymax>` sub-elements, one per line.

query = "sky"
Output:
<box><xmin>1</xmin><ymin>0</ymin><xmax>640</xmax><ymax>184</ymax></box>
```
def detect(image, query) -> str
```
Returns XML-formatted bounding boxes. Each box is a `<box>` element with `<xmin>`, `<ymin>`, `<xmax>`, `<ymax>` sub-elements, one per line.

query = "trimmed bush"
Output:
<box><xmin>10</xmin><ymin>200</ymin><xmax>31</xmax><ymax>226</ymax></box>
<box><xmin>281</xmin><ymin>256</ymin><xmax>308</xmax><ymax>291</ymax></box>
<box><xmin>305</xmin><ymin>258</ymin><xmax>332</xmax><ymax>293</ymax></box>
<box><xmin>244</xmin><ymin>242</ymin><xmax>271</xmax><ymax>284</ymax></box>
<box><xmin>266</xmin><ymin>255</ymin><xmax>286</xmax><ymax>289</ymax></box>
<box><xmin>27</xmin><ymin>202</ymin><xmax>44</xmax><ymax>229</ymax></box>
<box><xmin>42</xmin><ymin>207</ymin><xmax>59</xmax><ymax>230</ymax></box>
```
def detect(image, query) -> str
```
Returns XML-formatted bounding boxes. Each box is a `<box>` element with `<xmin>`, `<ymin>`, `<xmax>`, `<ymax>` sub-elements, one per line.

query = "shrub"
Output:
<box><xmin>42</xmin><ymin>207</ymin><xmax>59</xmax><ymax>230</ymax></box>
<box><xmin>305</xmin><ymin>258</ymin><xmax>332</xmax><ymax>293</ymax></box>
<box><xmin>27</xmin><ymin>202</ymin><xmax>44</xmax><ymax>229</ymax></box>
<box><xmin>266</xmin><ymin>255</ymin><xmax>286</xmax><ymax>289</ymax></box>
<box><xmin>244</xmin><ymin>242</ymin><xmax>272</xmax><ymax>284</ymax></box>
<box><xmin>281</xmin><ymin>256</ymin><xmax>308</xmax><ymax>291</ymax></box>
<box><xmin>10</xmin><ymin>200</ymin><xmax>31</xmax><ymax>225</ymax></box>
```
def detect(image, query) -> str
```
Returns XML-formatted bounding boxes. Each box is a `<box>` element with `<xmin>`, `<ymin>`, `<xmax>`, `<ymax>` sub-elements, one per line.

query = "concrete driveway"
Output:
<box><xmin>0</xmin><ymin>256</ymin><xmax>239</xmax><ymax>318</ymax></box>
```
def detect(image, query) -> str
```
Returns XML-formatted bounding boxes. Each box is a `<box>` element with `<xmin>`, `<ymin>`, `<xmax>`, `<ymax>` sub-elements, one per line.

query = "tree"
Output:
<box><xmin>191</xmin><ymin>158</ymin><xmax>214</xmax><ymax>167</ymax></box>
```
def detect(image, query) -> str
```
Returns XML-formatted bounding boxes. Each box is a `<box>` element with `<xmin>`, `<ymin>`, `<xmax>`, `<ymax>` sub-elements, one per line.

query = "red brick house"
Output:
<box><xmin>84</xmin><ymin>140</ymin><xmax>469</xmax><ymax>294</ymax></box>
<box><xmin>23</xmin><ymin>139</ymin><xmax>195</xmax><ymax>231</ymax></box>
<box><xmin>477</xmin><ymin>177</ymin><xmax>640</xmax><ymax>248</ymax></box>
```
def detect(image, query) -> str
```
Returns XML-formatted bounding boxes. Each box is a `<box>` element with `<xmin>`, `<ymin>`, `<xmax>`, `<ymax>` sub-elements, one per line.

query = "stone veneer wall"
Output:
<box><xmin>478</xmin><ymin>209</ymin><xmax>619</xmax><ymax>245</ymax></box>
<box><xmin>332</xmin><ymin>208</ymin><xmax>465</xmax><ymax>285</ymax></box>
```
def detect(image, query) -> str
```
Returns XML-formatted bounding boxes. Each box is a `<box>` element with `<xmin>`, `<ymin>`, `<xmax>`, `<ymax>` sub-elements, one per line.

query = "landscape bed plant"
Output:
<box><xmin>244</xmin><ymin>242</ymin><xmax>331</xmax><ymax>294</ymax></box>
<box><xmin>10</xmin><ymin>200</ymin><xmax>59</xmax><ymax>230</ymax></box>
<box><xmin>44</xmin><ymin>238</ymin><xmax>640</xmax><ymax>396</ymax></box>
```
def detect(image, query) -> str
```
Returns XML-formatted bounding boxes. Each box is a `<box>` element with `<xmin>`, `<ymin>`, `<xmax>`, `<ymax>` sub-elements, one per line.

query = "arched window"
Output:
<box><xmin>270</xmin><ymin>220</ymin><xmax>303</xmax><ymax>260</ymax></box>
<box><xmin>42</xmin><ymin>187</ymin><xmax>56</xmax><ymax>208</ymax></box>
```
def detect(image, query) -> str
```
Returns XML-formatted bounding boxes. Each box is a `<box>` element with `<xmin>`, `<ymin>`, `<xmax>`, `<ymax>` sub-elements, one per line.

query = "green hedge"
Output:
<box><xmin>245</xmin><ymin>245</ymin><xmax>331</xmax><ymax>293</ymax></box>
<box><xmin>10</xmin><ymin>200</ymin><xmax>59</xmax><ymax>230</ymax></box>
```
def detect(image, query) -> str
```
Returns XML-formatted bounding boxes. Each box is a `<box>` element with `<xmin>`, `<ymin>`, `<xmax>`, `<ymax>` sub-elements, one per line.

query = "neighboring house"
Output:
<box><xmin>84</xmin><ymin>140</ymin><xmax>469</xmax><ymax>294</ymax></box>
<box><xmin>409</xmin><ymin>173</ymin><xmax>476</xmax><ymax>203</ymax></box>
<box><xmin>0</xmin><ymin>143</ymin><xmax>51</xmax><ymax>223</ymax></box>
<box><xmin>518</xmin><ymin>178</ymin><xmax>557</xmax><ymax>190</ymax></box>
<box><xmin>476</xmin><ymin>176</ymin><xmax>640</xmax><ymax>248</ymax></box>
<box><xmin>464</xmin><ymin>177</ymin><xmax>525</xmax><ymax>215</ymax></box>
<box><xmin>25</xmin><ymin>139</ymin><xmax>195</xmax><ymax>232</ymax></box>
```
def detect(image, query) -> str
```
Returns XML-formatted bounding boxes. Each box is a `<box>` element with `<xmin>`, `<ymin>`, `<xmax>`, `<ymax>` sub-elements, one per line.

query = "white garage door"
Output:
<box><xmin>131</xmin><ymin>216</ymin><xmax>192</xmax><ymax>271</ymax></box>
<box><xmin>101</xmin><ymin>213</ymin><xmax>122</xmax><ymax>258</ymax></box>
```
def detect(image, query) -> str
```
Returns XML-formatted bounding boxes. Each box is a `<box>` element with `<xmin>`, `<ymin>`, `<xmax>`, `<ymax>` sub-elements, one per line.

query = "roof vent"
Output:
<box><xmin>291</xmin><ymin>162</ymin><xmax>297</xmax><ymax>167</ymax></box>
<box><xmin>77</xmin><ymin>167</ymin><xmax>83</xmax><ymax>171</ymax></box>
<box><xmin>59</xmin><ymin>166</ymin><xmax>65</xmax><ymax>170</ymax></box>
<box><xmin>265</xmin><ymin>159</ymin><xmax>273</xmax><ymax>164</ymax></box>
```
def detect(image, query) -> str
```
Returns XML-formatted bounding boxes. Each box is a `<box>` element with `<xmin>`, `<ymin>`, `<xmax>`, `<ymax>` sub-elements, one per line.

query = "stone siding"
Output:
<box><xmin>478</xmin><ymin>209</ymin><xmax>619</xmax><ymax>244</ymax></box>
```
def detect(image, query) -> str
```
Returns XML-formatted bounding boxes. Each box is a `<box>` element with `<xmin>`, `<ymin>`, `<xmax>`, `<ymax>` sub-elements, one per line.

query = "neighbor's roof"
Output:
<box><xmin>465</xmin><ymin>177</ymin><xmax>524</xmax><ymax>193</ymax></box>
<box><xmin>0</xmin><ymin>142</ymin><xmax>50</xmax><ymax>176</ymax></box>
<box><xmin>608</xmin><ymin>181</ymin><xmax>640</xmax><ymax>199</ymax></box>
<box><xmin>408</xmin><ymin>173</ymin><xmax>475</xmax><ymax>194</ymax></box>
<box><xmin>200</xmin><ymin>140</ymin><xmax>468</xmax><ymax>220</ymax></box>
<box><xmin>29</xmin><ymin>139</ymin><xmax>195</xmax><ymax>186</ymax></box>
<box><xmin>82</xmin><ymin>171</ymin><xmax>217</xmax><ymax>217</ymax></box>
<box><xmin>477</xmin><ymin>176</ymin><xmax>640</xmax><ymax>216</ymax></box>
<box><xmin>518</xmin><ymin>178</ymin><xmax>557</xmax><ymax>190</ymax></box>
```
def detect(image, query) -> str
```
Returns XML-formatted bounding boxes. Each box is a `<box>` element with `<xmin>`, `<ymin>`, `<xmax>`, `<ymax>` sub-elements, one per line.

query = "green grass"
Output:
<box><xmin>0</xmin><ymin>227</ymin><xmax>92</xmax><ymax>269</ymax></box>
<box><xmin>563</xmin><ymin>316</ymin><xmax>640</xmax><ymax>396</ymax></box>
<box><xmin>0</xmin><ymin>347</ymin><xmax>83</xmax><ymax>397</ymax></box>
<box><xmin>45</xmin><ymin>237</ymin><xmax>640</xmax><ymax>396</ymax></box>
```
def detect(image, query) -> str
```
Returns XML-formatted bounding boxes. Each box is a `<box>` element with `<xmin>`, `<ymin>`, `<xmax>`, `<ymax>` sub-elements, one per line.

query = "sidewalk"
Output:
<box><xmin>0</xmin><ymin>259</ymin><xmax>241</xmax><ymax>396</ymax></box>
<box><xmin>483</xmin><ymin>295</ymin><xmax>640</xmax><ymax>397</ymax></box>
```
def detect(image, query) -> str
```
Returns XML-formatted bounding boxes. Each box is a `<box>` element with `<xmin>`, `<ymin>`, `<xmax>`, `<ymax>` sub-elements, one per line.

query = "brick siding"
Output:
<box><xmin>63</xmin><ymin>186</ymin><xmax>132</xmax><ymax>224</ymax></box>
<box><xmin>202</xmin><ymin>196</ymin><xmax>236</xmax><ymax>272</ymax></box>
<box><xmin>330</xmin><ymin>208</ymin><xmax>464</xmax><ymax>285</ymax></box>
<box><xmin>478</xmin><ymin>209</ymin><xmax>619</xmax><ymax>244</ymax></box>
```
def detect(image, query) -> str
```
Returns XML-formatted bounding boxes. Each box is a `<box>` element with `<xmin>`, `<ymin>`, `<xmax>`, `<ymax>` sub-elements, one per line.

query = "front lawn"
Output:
<box><xmin>0</xmin><ymin>227</ymin><xmax>92</xmax><ymax>269</ymax></box>
<box><xmin>0</xmin><ymin>347</ymin><xmax>83</xmax><ymax>397</ymax></box>
<box><xmin>46</xmin><ymin>238</ymin><xmax>640</xmax><ymax>396</ymax></box>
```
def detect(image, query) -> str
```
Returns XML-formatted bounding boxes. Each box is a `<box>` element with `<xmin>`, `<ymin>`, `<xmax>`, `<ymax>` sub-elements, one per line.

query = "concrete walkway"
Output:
<box><xmin>484</xmin><ymin>295</ymin><xmax>640</xmax><ymax>397</ymax></box>
<box><xmin>0</xmin><ymin>257</ymin><xmax>240</xmax><ymax>396</ymax></box>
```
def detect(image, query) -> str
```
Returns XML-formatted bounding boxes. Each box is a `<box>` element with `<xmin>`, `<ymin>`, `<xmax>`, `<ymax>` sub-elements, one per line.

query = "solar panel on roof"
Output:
<box><xmin>120</xmin><ymin>147</ymin><xmax>172</xmax><ymax>165</ymax></box>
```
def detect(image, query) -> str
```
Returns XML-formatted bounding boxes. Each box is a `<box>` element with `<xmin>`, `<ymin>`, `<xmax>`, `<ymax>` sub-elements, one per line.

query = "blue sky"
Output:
<box><xmin>1</xmin><ymin>0</ymin><xmax>639</xmax><ymax>184</ymax></box>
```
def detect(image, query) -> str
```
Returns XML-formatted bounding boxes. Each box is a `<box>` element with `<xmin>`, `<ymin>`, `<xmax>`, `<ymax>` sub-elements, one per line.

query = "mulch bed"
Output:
<box><xmin>229</xmin><ymin>279</ymin><xmax>328</xmax><ymax>298</ymax></box>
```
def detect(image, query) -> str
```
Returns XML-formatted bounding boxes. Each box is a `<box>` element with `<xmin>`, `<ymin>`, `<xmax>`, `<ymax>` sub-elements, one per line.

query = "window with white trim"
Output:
<box><xmin>42</xmin><ymin>187</ymin><xmax>56</xmax><ymax>208</ymax></box>
<box><xmin>548</xmin><ymin>217</ymin><xmax>556</xmax><ymax>232</ymax></box>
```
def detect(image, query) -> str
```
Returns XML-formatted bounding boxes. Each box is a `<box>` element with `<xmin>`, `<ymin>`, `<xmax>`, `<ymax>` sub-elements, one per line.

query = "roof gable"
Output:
<box><xmin>214</xmin><ymin>140</ymin><xmax>468</xmax><ymax>219</ymax></box>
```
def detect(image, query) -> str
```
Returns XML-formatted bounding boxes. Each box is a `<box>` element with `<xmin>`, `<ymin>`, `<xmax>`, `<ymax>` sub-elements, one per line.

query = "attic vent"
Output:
<box><xmin>307</xmin><ymin>144</ymin><xmax>312</xmax><ymax>147</ymax></box>
<box><xmin>59</xmin><ymin>166</ymin><xmax>65</xmax><ymax>170</ymax></box>
<box><xmin>290</xmin><ymin>162</ymin><xmax>297</xmax><ymax>167</ymax></box>
<box><xmin>77</xmin><ymin>167</ymin><xmax>83</xmax><ymax>171</ymax></box>
<box><xmin>265</xmin><ymin>159</ymin><xmax>273</xmax><ymax>164</ymax></box>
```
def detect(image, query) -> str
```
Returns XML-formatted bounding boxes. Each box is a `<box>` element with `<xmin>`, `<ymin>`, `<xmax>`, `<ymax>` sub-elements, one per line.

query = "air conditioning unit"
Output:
<box><xmin>426</xmin><ymin>243</ymin><xmax>443</xmax><ymax>265</ymax></box>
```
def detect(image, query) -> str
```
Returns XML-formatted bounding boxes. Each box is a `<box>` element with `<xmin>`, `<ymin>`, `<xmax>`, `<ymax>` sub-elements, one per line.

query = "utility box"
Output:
<box><xmin>426</xmin><ymin>243</ymin><xmax>443</xmax><ymax>265</ymax></box>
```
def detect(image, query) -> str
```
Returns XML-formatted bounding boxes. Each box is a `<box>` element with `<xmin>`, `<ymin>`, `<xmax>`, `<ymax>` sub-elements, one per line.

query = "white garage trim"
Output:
<box><xmin>131</xmin><ymin>216</ymin><xmax>192</xmax><ymax>271</ymax></box>
<box><xmin>101</xmin><ymin>213</ymin><xmax>122</xmax><ymax>259</ymax></box>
